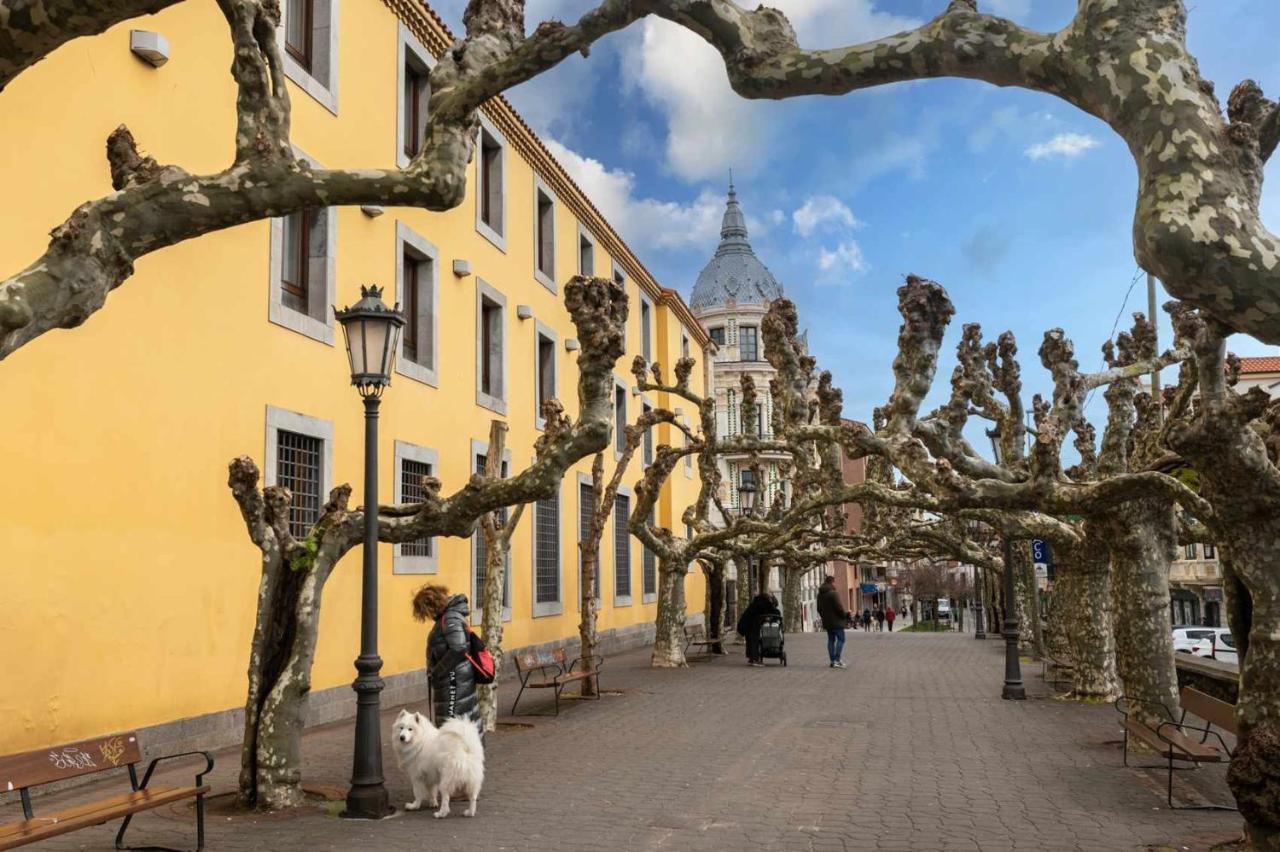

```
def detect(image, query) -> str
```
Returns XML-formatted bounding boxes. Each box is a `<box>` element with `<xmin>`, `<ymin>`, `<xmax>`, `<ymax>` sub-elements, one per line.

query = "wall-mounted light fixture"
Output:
<box><xmin>516</xmin><ymin>305</ymin><xmax>533</xmax><ymax>320</ymax></box>
<box><xmin>452</xmin><ymin>260</ymin><xmax>472</xmax><ymax>278</ymax></box>
<box><xmin>565</xmin><ymin>339</ymin><xmax>579</xmax><ymax>351</ymax></box>
<box><xmin>130</xmin><ymin>30</ymin><xmax>171</xmax><ymax>68</ymax></box>
<box><xmin>360</xmin><ymin>205</ymin><xmax>384</xmax><ymax>218</ymax></box>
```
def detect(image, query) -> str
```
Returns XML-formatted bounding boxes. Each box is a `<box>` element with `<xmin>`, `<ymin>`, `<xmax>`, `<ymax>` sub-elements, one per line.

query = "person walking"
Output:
<box><xmin>861</xmin><ymin>607</ymin><xmax>872</xmax><ymax>632</ymax></box>
<box><xmin>816</xmin><ymin>576</ymin><xmax>850</xmax><ymax>668</ymax></box>
<box><xmin>414</xmin><ymin>584</ymin><xmax>479</xmax><ymax>725</ymax></box>
<box><xmin>737</xmin><ymin>591</ymin><xmax>781</xmax><ymax>667</ymax></box>
<box><xmin>885</xmin><ymin>605</ymin><xmax>897</xmax><ymax>632</ymax></box>
<box><xmin>875</xmin><ymin>606</ymin><xmax>886</xmax><ymax>632</ymax></box>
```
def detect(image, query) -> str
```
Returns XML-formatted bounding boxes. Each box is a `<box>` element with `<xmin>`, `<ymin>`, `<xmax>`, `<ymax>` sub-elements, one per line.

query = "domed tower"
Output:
<box><xmin>692</xmin><ymin>181</ymin><xmax>791</xmax><ymax>603</ymax></box>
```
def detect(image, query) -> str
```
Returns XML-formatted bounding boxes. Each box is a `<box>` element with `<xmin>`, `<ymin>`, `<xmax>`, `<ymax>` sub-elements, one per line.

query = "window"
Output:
<box><xmin>578</xmin><ymin>228</ymin><xmax>595</xmax><ymax>276</ymax></box>
<box><xmin>682</xmin><ymin>333</ymin><xmax>690</xmax><ymax>359</ymax></box>
<box><xmin>1184</xmin><ymin>544</ymin><xmax>1197</xmax><ymax>560</ymax></box>
<box><xmin>277</xmin><ymin>429</ymin><xmax>323</xmax><ymax>539</ymax></box>
<box><xmin>281</xmin><ymin>0</ymin><xmax>337</xmax><ymax>112</ymax></box>
<box><xmin>397</xmin><ymin>23</ymin><xmax>434</xmax><ymax>165</ymax></box>
<box><xmin>614</xmin><ymin>385</ymin><xmax>626</xmax><ymax>455</ymax></box>
<box><xmin>642</xmin><ymin>403</ymin><xmax>654</xmax><ymax>465</ymax></box>
<box><xmin>472</xmin><ymin>449</ymin><xmax>510</xmax><ymax>618</ymax></box>
<box><xmin>612</xmin><ymin>261</ymin><xmax>625</xmax><ymax>287</ymax></box>
<box><xmin>392</xmin><ymin>440</ymin><xmax>438</xmax><ymax>573</ymax></box>
<box><xmin>535</xmin><ymin>323</ymin><xmax>555</xmax><ymax>422</ymax></box>
<box><xmin>265</xmin><ymin>406</ymin><xmax>333</xmax><ymax>540</ymax></box>
<box><xmin>396</xmin><ymin>223</ymin><xmax>438</xmax><ymax>385</ymax></box>
<box><xmin>709</xmin><ymin>326</ymin><xmax>725</xmax><ymax>347</ymax></box>
<box><xmin>579</xmin><ymin>480</ymin><xmax>600</xmax><ymax>600</ymax></box>
<box><xmin>269</xmin><ymin>150</ymin><xmax>335</xmax><ymax>344</ymax></box>
<box><xmin>615</xmin><ymin>494</ymin><xmax>631</xmax><ymax>602</ymax></box>
<box><xmin>740</xmin><ymin>325</ymin><xmax>759</xmax><ymax>361</ymax></box>
<box><xmin>476</xmin><ymin>124</ymin><xmax>505</xmax><ymax>247</ymax></box>
<box><xmin>534</xmin><ymin>181</ymin><xmax>556</xmax><ymax>288</ymax></box>
<box><xmin>534</xmin><ymin>488</ymin><xmax>561</xmax><ymax>615</ymax></box>
<box><xmin>684</xmin><ymin>430</ymin><xmax>693</xmax><ymax>474</ymax></box>
<box><xmin>1204</xmin><ymin>544</ymin><xmax>1217</xmax><ymax>560</ymax></box>
<box><xmin>640</xmin><ymin>298</ymin><xmax>652</xmax><ymax>363</ymax></box>
<box><xmin>476</xmin><ymin>281</ymin><xmax>507</xmax><ymax>413</ymax></box>
<box><xmin>643</xmin><ymin>510</ymin><xmax>657</xmax><ymax>601</ymax></box>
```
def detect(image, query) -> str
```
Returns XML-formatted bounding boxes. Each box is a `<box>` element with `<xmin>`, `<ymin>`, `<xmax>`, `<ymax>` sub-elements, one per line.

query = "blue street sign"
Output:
<box><xmin>1032</xmin><ymin>539</ymin><xmax>1052</xmax><ymax>565</ymax></box>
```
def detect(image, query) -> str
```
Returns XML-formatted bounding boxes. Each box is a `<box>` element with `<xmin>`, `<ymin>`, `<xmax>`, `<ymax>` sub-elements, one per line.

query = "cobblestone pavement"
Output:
<box><xmin>5</xmin><ymin>631</ymin><xmax>1241</xmax><ymax>851</ymax></box>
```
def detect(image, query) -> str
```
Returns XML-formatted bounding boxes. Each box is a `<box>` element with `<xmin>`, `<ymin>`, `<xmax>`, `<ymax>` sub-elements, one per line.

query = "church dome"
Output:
<box><xmin>689</xmin><ymin>182</ymin><xmax>784</xmax><ymax>312</ymax></box>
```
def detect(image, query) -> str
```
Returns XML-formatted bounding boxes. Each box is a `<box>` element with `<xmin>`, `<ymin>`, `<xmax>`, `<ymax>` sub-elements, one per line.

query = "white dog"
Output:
<box><xmin>391</xmin><ymin>709</ymin><xmax>485</xmax><ymax>818</ymax></box>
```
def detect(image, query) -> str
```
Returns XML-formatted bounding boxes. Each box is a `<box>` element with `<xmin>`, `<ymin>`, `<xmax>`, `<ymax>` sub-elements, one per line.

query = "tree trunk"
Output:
<box><xmin>1099</xmin><ymin>502</ymin><xmax>1180</xmax><ymax>728</ymax></box>
<box><xmin>476</xmin><ymin>530</ymin><xmax>507</xmax><ymax>733</ymax></box>
<box><xmin>782</xmin><ymin>568</ymin><xmax>803</xmax><ymax>633</ymax></box>
<box><xmin>1012</xmin><ymin>544</ymin><xmax>1038</xmax><ymax>654</ymax></box>
<box><xmin>756</xmin><ymin>557</ymin><xmax>770</xmax><ymax>596</ymax></box>
<box><xmin>578</xmin><ymin>541</ymin><xmax>601</xmax><ymax>696</ymax></box>
<box><xmin>705</xmin><ymin>562</ymin><xmax>726</xmax><ymax>652</ymax></box>
<box><xmin>1055</xmin><ymin>537</ymin><xmax>1119</xmax><ymax>701</ymax></box>
<box><xmin>239</xmin><ymin>552</ymin><xmax>333</xmax><ymax>809</ymax></box>
<box><xmin>651</xmin><ymin>558</ymin><xmax>688</xmax><ymax>668</ymax></box>
<box><xmin>734</xmin><ymin>557</ymin><xmax>751</xmax><ymax>643</ymax></box>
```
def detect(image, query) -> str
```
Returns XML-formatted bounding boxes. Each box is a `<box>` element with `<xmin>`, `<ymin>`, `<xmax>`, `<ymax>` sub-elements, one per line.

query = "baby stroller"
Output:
<box><xmin>759</xmin><ymin>614</ymin><xmax>787</xmax><ymax>666</ymax></box>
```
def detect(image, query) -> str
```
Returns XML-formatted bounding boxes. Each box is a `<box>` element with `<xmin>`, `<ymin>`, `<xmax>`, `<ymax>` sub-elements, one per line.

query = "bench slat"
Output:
<box><xmin>0</xmin><ymin>734</ymin><xmax>142</xmax><ymax>791</ymax></box>
<box><xmin>1181</xmin><ymin>687</ymin><xmax>1237</xmax><ymax>736</ymax></box>
<box><xmin>514</xmin><ymin>648</ymin><xmax>567</xmax><ymax>672</ymax></box>
<box><xmin>1126</xmin><ymin>719</ymin><xmax>1223</xmax><ymax>761</ymax></box>
<box><xmin>0</xmin><ymin>785</ymin><xmax>207</xmax><ymax>850</ymax></box>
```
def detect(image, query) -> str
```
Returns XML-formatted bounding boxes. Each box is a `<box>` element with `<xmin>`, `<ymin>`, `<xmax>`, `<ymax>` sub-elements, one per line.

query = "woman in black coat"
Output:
<box><xmin>413</xmin><ymin>585</ymin><xmax>479</xmax><ymax>724</ymax></box>
<box><xmin>737</xmin><ymin>592</ymin><xmax>781</xmax><ymax>666</ymax></box>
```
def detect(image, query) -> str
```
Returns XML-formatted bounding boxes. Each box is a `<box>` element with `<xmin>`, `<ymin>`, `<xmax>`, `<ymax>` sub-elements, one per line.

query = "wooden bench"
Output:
<box><xmin>1040</xmin><ymin>652</ymin><xmax>1074</xmax><ymax>691</ymax></box>
<box><xmin>1114</xmin><ymin>690</ymin><xmax>1235</xmax><ymax>811</ymax></box>
<box><xmin>684</xmin><ymin>623</ymin><xmax>726</xmax><ymax>658</ymax></box>
<box><xmin>0</xmin><ymin>732</ymin><xmax>213</xmax><ymax>850</ymax></box>
<box><xmin>510</xmin><ymin>648</ymin><xmax>603</xmax><ymax>716</ymax></box>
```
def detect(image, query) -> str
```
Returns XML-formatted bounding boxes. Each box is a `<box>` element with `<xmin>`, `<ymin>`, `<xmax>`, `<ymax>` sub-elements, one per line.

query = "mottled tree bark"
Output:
<box><xmin>651</xmin><ymin>557</ymin><xmax>687</xmax><ymax>668</ymax></box>
<box><xmin>1054</xmin><ymin>536</ymin><xmax>1119</xmax><ymax>701</ymax></box>
<box><xmin>781</xmin><ymin>567</ymin><xmax>803</xmax><ymax>633</ymax></box>
<box><xmin>702</xmin><ymin>559</ymin><xmax>726</xmax><ymax>652</ymax></box>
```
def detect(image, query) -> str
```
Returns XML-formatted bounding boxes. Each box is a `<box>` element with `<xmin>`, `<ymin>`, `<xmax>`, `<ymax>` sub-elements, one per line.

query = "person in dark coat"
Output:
<box><xmin>875</xmin><ymin>606</ymin><xmax>886</xmax><ymax>632</ymax></box>
<box><xmin>816</xmin><ymin>576</ymin><xmax>850</xmax><ymax>668</ymax></box>
<box><xmin>413</xmin><ymin>584</ymin><xmax>479</xmax><ymax>725</ymax></box>
<box><xmin>737</xmin><ymin>591</ymin><xmax>781</xmax><ymax>667</ymax></box>
<box><xmin>861</xmin><ymin>607</ymin><xmax>872</xmax><ymax>631</ymax></box>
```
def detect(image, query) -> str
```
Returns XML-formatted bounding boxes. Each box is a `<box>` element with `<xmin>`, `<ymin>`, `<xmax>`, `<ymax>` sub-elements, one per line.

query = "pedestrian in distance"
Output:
<box><xmin>737</xmin><ymin>591</ymin><xmax>781</xmax><ymax>667</ymax></box>
<box><xmin>885</xmin><ymin>605</ymin><xmax>896</xmax><ymax>632</ymax></box>
<box><xmin>861</xmin><ymin>607</ymin><xmax>872</xmax><ymax>632</ymax></box>
<box><xmin>875</xmin><ymin>606</ymin><xmax>886</xmax><ymax>632</ymax></box>
<box><xmin>816</xmin><ymin>576</ymin><xmax>850</xmax><ymax>668</ymax></box>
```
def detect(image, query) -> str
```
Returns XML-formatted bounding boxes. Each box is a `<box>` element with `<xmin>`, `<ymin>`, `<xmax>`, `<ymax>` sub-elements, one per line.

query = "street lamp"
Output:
<box><xmin>738</xmin><ymin>473</ymin><xmax>758</xmax><ymax>518</ymax></box>
<box><xmin>335</xmin><ymin>284</ymin><xmax>404</xmax><ymax>820</ymax></box>
<box><xmin>986</xmin><ymin>426</ymin><xmax>1024</xmax><ymax>700</ymax></box>
<box><xmin>966</xmin><ymin>519</ymin><xmax>986</xmax><ymax>640</ymax></box>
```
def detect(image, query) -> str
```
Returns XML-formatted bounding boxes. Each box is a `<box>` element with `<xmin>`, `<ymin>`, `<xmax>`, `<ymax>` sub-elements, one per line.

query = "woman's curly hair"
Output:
<box><xmin>412</xmin><ymin>584</ymin><xmax>450</xmax><ymax>622</ymax></box>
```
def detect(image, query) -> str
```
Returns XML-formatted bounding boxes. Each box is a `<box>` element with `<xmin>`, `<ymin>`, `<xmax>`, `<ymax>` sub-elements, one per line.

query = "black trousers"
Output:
<box><xmin>745</xmin><ymin>632</ymin><xmax>762</xmax><ymax>661</ymax></box>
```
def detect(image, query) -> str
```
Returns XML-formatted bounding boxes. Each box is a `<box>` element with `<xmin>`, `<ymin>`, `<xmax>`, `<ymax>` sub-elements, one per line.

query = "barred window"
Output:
<box><xmin>1184</xmin><ymin>544</ymin><xmax>1197</xmax><ymax>560</ymax></box>
<box><xmin>277</xmin><ymin>429</ymin><xmax>322</xmax><ymax>539</ymax></box>
<box><xmin>535</xmin><ymin>493</ymin><xmax>559</xmax><ymax>604</ymax></box>
<box><xmin>580</xmin><ymin>482</ymin><xmax>600</xmax><ymax>599</ymax></box>
<box><xmin>400</xmin><ymin>459</ymin><xmax>432</xmax><ymax>557</ymax></box>
<box><xmin>615</xmin><ymin>494</ymin><xmax>631</xmax><ymax>599</ymax></box>
<box><xmin>643</xmin><ymin>510</ymin><xmax>657</xmax><ymax>597</ymax></box>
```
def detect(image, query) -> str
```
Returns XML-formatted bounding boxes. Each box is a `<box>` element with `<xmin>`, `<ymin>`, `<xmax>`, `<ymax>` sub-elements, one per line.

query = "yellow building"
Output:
<box><xmin>0</xmin><ymin>0</ymin><xmax>708</xmax><ymax>754</ymax></box>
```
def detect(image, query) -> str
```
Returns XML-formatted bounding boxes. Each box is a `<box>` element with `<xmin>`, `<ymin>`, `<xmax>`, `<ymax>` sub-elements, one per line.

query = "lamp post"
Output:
<box><xmin>335</xmin><ymin>285</ymin><xmax>404</xmax><ymax>820</ymax></box>
<box><xmin>986</xmin><ymin>427</ymin><xmax>1024</xmax><ymax>699</ymax></box>
<box><xmin>967</xmin><ymin>519</ymin><xmax>986</xmax><ymax>640</ymax></box>
<box><xmin>738</xmin><ymin>471</ymin><xmax>758</xmax><ymax>592</ymax></box>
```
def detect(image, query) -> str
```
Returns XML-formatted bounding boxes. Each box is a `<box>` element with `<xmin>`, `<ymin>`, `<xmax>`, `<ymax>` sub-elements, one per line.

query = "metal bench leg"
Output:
<box><xmin>510</xmin><ymin>680</ymin><xmax>528</xmax><ymax>716</ymax></box>
<box><xmin>115</xmin><ymin>799</ymin><xmax>204</xmax><ymax>852</ymax></box>
<box><xmin>592</xmin><ymin>672</ymin><xmax>601</xmax><ymax>699</ymax></box>
<box><xmin>553</xmin><ymin>683</ymin><xmax>562</xmax><ymax>716</ymax></box>
<box><xmin>1122</xmin><ymin>725</ymin><xmax>1129</xmax><ymax>767</ymax></box>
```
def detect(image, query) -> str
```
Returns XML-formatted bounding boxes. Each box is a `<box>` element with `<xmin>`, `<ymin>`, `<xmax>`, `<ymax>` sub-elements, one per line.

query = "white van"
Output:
<box><xmin>936</xmin><ymin>599</ymin><xmax>952</xmax><ymax>622</ymax></box>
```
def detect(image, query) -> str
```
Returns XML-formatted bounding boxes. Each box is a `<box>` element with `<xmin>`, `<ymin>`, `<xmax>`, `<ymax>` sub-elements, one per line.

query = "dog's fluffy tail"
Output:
<box><xmin>438</xmin><ymin>718</ymin><xmax>484</xmax><ymax>759</ymax></box>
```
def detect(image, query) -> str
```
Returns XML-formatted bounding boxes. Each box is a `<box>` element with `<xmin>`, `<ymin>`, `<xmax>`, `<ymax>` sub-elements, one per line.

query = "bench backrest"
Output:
<box><xmin>513</xmin><ymin>647</ymin><xmax>567</xmax><ymax>672</ymax></box>
<box><xmin>0</xmin><ymin>733</ymin><xmax>141</xmax><ymax>791</ymax></box>
<box><xmin>685</xmin><ymin>623</ymin><xmax>705</xmax><ymax>639</ymax></box>
<box><xmin>1181</xmin><ymin>686</ymin><xmax>1237</xmax><ymax>735</ymax></box>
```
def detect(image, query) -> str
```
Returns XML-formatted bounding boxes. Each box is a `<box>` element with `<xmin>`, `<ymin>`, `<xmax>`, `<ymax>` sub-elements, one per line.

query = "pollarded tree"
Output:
<box><xmin>226</xmin><ymin>276</ymin><xmax>623</xmax><ymax>810</ymax></box>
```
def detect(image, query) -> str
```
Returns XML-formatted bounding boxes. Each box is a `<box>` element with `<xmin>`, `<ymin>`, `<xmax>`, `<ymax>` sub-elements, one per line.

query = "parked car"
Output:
<box><xmin>1189</xmin><ymin>628</ymin><xmax>1238</xmax><ymax>665</ymax></box>
<box><xmin>1172</xmin><ymin>626</ymin><xmax>1218</xmax><ymax>654</ymax></box>
<box><xmin>936</xmin><ymin>599</ymin><xmax>952</xmax><ymax>622</ymax></box>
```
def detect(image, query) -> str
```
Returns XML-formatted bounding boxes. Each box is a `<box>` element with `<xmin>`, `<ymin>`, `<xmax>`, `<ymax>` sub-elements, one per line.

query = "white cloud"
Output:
<box><xmin>632</xmin><ymin>2</ymin><xmax>922</xmax><ymax>182</ymax></box>
<box><xmin>817</xmin><ymin>241</ymin><xmax>869</xmax><ymax>276</ymax></box>
<box><xmin>793</xmin><ymin>195</ymin><xmax>862</xmax><ymax>237</ymax></box>
<box><xmin>543</xmin><ymin>138</ymin><xmax>727</xmax><ymax>252</ymax></box>
<box><xmin>1024</xmin><ymin>132</ymin><xmax>1101</xmax><ymax>161</ymax></box>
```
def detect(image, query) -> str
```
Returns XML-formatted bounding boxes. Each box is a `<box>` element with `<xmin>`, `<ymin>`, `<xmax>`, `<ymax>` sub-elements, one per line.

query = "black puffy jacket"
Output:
<box><xmin>427</xmin><ymin>594</ymin><xmax>478</xmax><ymax>724</ymax></box>
<box><xmin>816</xmin><ymin>583</ymin><xmax>849</xmax><ymax>631</ymax></box>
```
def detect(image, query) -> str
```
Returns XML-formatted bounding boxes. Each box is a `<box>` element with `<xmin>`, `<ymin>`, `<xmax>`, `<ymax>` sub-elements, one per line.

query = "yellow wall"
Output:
<box><xmin>0</xmin><ymin>1</ymin><xmax>706</xmax><ymax>753</ymax></box>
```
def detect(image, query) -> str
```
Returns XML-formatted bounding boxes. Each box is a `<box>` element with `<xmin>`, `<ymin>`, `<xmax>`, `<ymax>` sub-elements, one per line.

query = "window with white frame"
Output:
<box><xmin>472</xmin><ymin>447</ymin><xmax>511</xmax><ymax>619</ymax></box>
<box><xmin>476</xmin><ymin>280</ymin><xmax>507</xmax><ymax>413</ymax></box>
<box><xmin>612</xmin><ymin>261</ymin><xmax>625</xmax><ymax>287</ymax></box>
<box><xmin>476</xmin><ymin>122</ymin><xmax>505</xmax><ymax>247</ymax></box>
<box><xmin>265</xmin><ymin>406</ymin><xmax>333</xmax><ymax>540</ymax></box>
<box><xmin>614</xmin><ymin>493</ymin><xmax>631</xmax><ymax>602</ymax></box>
<box><xmin>614</xmin><ymin>384</ymin><xmax>626</xmax><ymax>455</ymax></box>
<box><xmin>642</xmin><ymin>509</ymin><xmax>657</xmax><ymax>601</ymax></box>
<box><xmin>1184</xmin><ymin>543</ymin><xmax>1197</xmax><ymax>560</ymax></box>
<box><xmin>397</xmin><ymin>23</ymin><xmax>433</xmax><ymax>165</ymax></box>
<box><xmin>393</xmin><ymin>441</ymin><xmax>437</xmax><ymax>573</ymax></box>
<box><xmin>640</xmin><ymin>296</ymin><xmax>653</xmax><ymax>363</ymax></box>
<box><xmin>269</xmin><ymin>150</ymin><xmax>335</xmax><ymax>344</ymax></box>
<box><xmin>535</xmin><ymin>323</ymin><xmax>556</xmax><ymax>426</ymax></box>
<box><xmin>579</xmin><ymin>478</ymin><xmax>600</xmax><ymax>601</ymax></box>
<box><xmin>578</xmin><ymin>227</ymin><xmax>595</xmax><ymax>276</ymax></box>
<box><xmin>682</xmin><ymin>332</ymin><xmax>690</xmax><ymax>359</ymax></box>
<box><xmin>281</xmin><ymin>0</ymin><xmax>338</xmax><ymax>113</ymax></box>
<box><xmin>684</xmin><ymin>429</ymin><xmax>693</xmax><ymax>474</ymax></box>
<box><xmin>740</xmin><ymin>325</ymin><xmax>760</xmax><ymax>361</ymax></box>
<box><xmin>533</xmin><ymin>487</ymin><xmax>561</xmax><ymax>616</ymax></box>
<box><xmin>534</xmin><ymin>180</ymin><xmax>556</xmax><ymax>288</ymax></box>
<box><xmin>642</xmin><ymin>403</ymin><xmax>654</xmax><ymax>465</ymax></box>
<box><xmin>396</xmin><ymin>223</ymin><xmax>438</xmax><ymax>385</ymax></box>
<box><xmin>1204</xmin><ymin>544</ymin><xmax>1217</xmax><ymax>559</ymax></box>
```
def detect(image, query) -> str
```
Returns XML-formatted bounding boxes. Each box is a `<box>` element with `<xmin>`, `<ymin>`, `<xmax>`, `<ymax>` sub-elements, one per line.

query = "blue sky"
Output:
<box><xmin>432</xmin><ymin>0</ymin><xmax>1280</xmax><ymax>434</ymax></box>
